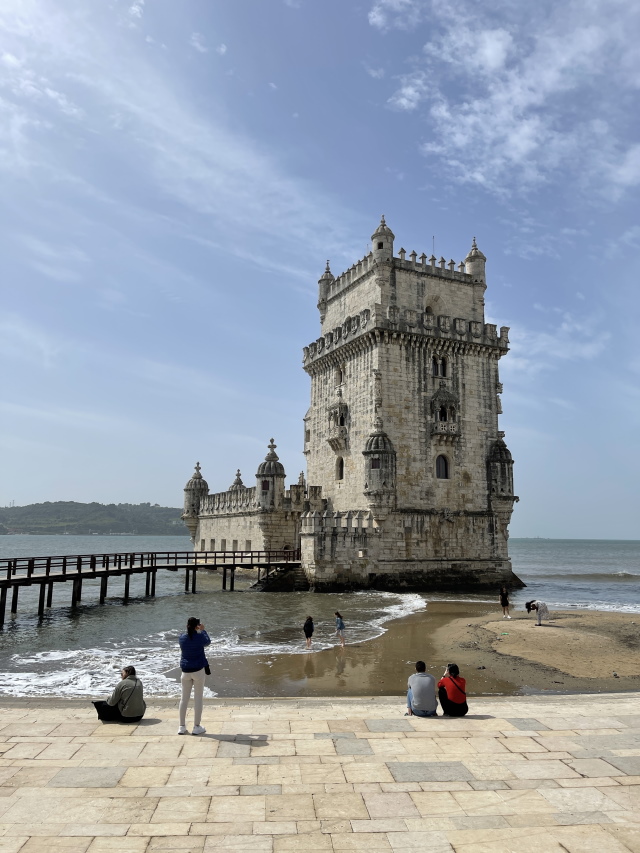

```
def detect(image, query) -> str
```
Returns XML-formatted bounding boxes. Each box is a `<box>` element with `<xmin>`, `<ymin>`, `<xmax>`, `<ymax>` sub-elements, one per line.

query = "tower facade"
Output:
<box><xmin>300</xmin><ymin>219</ymin><xmax>521</xmax><ymax>590</ymax></box>
<box><xmin>182</xmin><ymin>217</ymin><xmax>521</xmax><ymax>592</ymax></box>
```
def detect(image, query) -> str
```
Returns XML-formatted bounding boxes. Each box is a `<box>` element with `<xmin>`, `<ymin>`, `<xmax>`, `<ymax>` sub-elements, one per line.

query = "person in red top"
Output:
<box><xmin>437</xmin><ymin>663</ymin><xmax>468</xmax><ymax>717</ymax></box>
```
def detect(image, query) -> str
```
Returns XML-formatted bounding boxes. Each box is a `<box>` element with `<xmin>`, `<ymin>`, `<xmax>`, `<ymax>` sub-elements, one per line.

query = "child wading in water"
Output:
<box><xmin>303</xmin><ymin>616</ymin><xmax>314</xmax><ymax>649</ymax></box>
<box><xmin>335</xmin><ymin>612</ymin><xmax>345</xmax><ymax>647</ymax></box>
<box><xmin>500</xmin><ymin>586</ymin><xmax>511</xmax><ymax>619</ymax></box>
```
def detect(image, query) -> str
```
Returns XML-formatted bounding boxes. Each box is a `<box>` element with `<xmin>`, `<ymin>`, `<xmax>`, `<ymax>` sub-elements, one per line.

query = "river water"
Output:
<box><xmin>0</xmin><ymin>535</ymin><xmax>638</xmax><ymax>698</ymax></box>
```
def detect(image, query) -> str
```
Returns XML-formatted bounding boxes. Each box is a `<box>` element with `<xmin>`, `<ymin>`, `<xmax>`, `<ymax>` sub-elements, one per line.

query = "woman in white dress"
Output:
<box><xmin>525</xmin><ymin>600</ymin><xmax>550</xmax><ymax>626</ymax></box>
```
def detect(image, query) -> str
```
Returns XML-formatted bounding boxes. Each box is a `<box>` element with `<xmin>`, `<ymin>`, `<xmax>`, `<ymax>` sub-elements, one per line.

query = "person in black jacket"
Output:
<box><xmin>303</xmin><ymin>616</ymin><xmax>314</xmax><ymax>649</ymax></box>
<box><xmin>178</xmin><ymin>617</ymin><xmax>211</xmax><ymax>736</ymax></box>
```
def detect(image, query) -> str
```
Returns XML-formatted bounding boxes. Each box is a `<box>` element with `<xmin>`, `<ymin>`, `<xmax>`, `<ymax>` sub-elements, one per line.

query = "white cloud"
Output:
<box><xmin>269</xmin><ymin>82</ymin><xmax>277</xmax><ymax>90</ymax></box>
<box><xmin>129</xmin><ymin>1</ymin><xmax>144</xmax><ymax>19</ymax></box>
<box><xmin>189</xmin><ymin>33</ymin><xmax>207</xmax><ymax>53</ymax></box>
<box><xmin>373</xmin><ymin>0</ymin><xmax>640</xmax><ymax>198</ymax></box>
<box><xmin>0</xmin><ymin>314</ymin><xmax>66</xmax><ymax>369</ymax></box>
<box><xmin>216</xmin><ymin>43</ymin><xmax>227</xmax><ymax>56</ymax></box>
<box><xmin>364</xmin><ymin>64</ymin><xmax>385</xmax><ymax>79</ymax></box>
<box><xmin>369</xmin><ymin>0</ymin><xmax>426</xmax><ymax>31</ymax></box>
<box><xmin>502</xmin><ymin>312</ymin><xmax>610</xmax><ymax>378</ymax></box>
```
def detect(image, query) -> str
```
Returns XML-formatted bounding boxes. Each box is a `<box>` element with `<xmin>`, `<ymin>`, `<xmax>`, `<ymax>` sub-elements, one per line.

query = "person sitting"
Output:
<box><xmin>405</xmin><ymin>660</ymin><xmax>437</xmax><ymax>717</ymax></box>
<box><xmin>525</xmin><ymin>600</ymin><xmax>550</xmax><ymax>626</ymax></box>
<box><xmin>93</xmin><ymin>665</ymin><xmax>146</xmax><ymax>723</ymax></box>
<box><xmin>437</xmin><ymin>664</ymin><xmax>468</xmax><ymax>717</ymax></box>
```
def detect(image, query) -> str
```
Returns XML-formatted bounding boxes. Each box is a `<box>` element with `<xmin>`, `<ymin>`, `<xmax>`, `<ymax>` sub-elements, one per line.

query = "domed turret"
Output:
<box><xmin>371</xmin><ymin>215</ymin><xmax>394</xmax><ymax>262</ymax></box>
<box><xmin>465</xmin><ymin>237</ymin><xmax>486</xmax><ymax>283</ymax></box>
<box><xmin>317</xmin><ymin>260</ymin><xmax>334</xmax><ymax>323</ymax></box>
<box><xmin>488</xmin><ymin>435</ymin><xmax>514</xmax><ymax>496</ymax></box>
<box><xmin>362</xmin><ymin>417</ymin><xmax>396</xmax><ymax>513</ymax></box>
<box><xmin>228</xmin><ymin>469</ymin><xmax>245</xmax><ymax>491</ymax></box>
<box><xmin>256</xmin><ymin>439</ymin><xmax>286</xmax><ymax>510</ymax></box>
<box><xmin>182</xmin><ymin>462</ymin><xmax>209</xmax><ymax>541</ymax></box>
<box><xmin>364</xmin><ymin>417</ymin><xmax>395</xmax><ymax>454</ymax></box>
<box><xmin>256</xmin><ymin>439</ymin><xmax>286</xmax><ymax>477</ymax></box>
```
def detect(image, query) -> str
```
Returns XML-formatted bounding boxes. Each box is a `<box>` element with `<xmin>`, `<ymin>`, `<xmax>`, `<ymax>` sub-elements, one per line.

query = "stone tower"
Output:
<box><xmin>300</xmin><ymin>218</ymin><xmax>521</xmax><ymax>591</ymax></box>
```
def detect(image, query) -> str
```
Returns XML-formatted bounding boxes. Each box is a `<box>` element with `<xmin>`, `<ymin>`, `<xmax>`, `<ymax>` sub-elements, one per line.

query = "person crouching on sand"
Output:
<box><xmin>405</xmin><ymin>660</ymin><xmax>438</xmax><ymax>717</ymax></box>
<box><xmin>335</xmin><ymin>611</ymin><xmax>345</xmax><ymax>647</ymax></box>
<box><xmin>303</xmin><ymin>616</ymin><xmax>314</xmax><ymax>649</ymax></box>
<box><xmin>500</xmin><ymin>586</ymin><xmax>511</xmax><ymax>619</ymax></box>
<box><xmin>526</xmin><ymin>600</ymin><xmax>550</xmax><ymax>626</ymax></box>
<box><xmin>437</xmin><ymin>664</ymin><xmax>468</xmax><ymax>717</ymax></box>
<box><xmin>93</xmin><ymin>666</ymin><xmax>146</xmax><ymax>724</ymax></box>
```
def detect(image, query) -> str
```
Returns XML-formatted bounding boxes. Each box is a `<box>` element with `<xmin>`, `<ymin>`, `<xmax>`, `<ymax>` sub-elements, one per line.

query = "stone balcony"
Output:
<box><xmin>431</xmin><ymin>422</ymin><xmax>459</xmax><ymax>437</ymax></box>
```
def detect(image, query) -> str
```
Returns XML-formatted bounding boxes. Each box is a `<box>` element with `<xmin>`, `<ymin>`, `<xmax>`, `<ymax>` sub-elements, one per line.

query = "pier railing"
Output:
<box><xmin>0</xmin><ymin>550</ymin><xmax>301</xmax><ymax>625</ymax></box>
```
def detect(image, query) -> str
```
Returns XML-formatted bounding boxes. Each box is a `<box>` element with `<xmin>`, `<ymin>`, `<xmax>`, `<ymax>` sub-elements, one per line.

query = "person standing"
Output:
<box><xmin>93</xmin><ymin>666</ymin><xmax>146</xmax><ymax>723</ymax></box>
<box><xmin>303</xmin><ymin>616</ymin><xmax>314</xmax><ymax>649</ymax></box>
<box><xmin>178</xmin><ymin>617</ymin><xmax>210</xmax><ymax>735</ymax></box>
<box><xmin>335</xmin><ymin>612</ymin><xmax>345</xmax><ymax>647</ymax></box>
<box><xmin>405</xmin><ymin>660</ymin><xmax>437</xmax><ymax>717</ymax></box>
<box><xmin>526</xmin><ymin>600</ymin><xmax>550</xmax><ymax>626</ymax></box>
<box><xmin>437</xmin><ymin>664</ymin><xmax>468</xmax><ymax>717</ymax></box>
<box><xmin>500</xmin><ymin>586</ymin><xmax>511</xmax><ymax>619</ymax></box>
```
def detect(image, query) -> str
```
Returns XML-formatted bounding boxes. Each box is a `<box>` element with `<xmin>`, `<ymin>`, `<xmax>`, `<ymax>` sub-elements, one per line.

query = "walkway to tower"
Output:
<box><xmin>0</xmin><ymin>549</ymin><xmax>301</xmax><ymax>625</ymax></box>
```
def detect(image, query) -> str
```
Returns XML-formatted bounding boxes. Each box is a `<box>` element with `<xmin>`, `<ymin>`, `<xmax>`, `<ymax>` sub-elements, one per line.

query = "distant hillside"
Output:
<box><xmin>0</xmin><ymin>502</ymin><xmax>184</xmax><ymax>535</ymax></box>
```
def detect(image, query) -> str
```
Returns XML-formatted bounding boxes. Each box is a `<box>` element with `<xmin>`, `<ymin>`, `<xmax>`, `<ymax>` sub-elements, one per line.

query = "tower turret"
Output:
<box><xmin>371</xmin><ymin>215</ymin><xmax>394</xmax><ymax>263</ymax></box>
<box><xmin>362</xmin><ymin>416</ymin><xmax>397</xmax><ymax>516</ymax></box>
<box><xmin>465</xmin><ymin>237</ymin><xmax>486</xmax><ymax>283</ymax></box>
<box><xmin>256</xmin><ymin>439</ymin><xmax>286</xmax><ymax>510</ymax></box>
<box><xmin>488</xmin><ymin>434</ymin><xmax>514</xmax><ymax>498</ymax></box>
<box><xmin>229</xmin><ymin>470</ymin><xmax>245</xmax><ymax>491</ymax></box>
<box><xmin>317</xmin><ymin>260</ymin><xmax>334</xmax><ymax>323</ymax></box>
<box><xmin>181</xmin><ymin>462</ymin><xmax>209</xmax><ymax>541</ymax></box>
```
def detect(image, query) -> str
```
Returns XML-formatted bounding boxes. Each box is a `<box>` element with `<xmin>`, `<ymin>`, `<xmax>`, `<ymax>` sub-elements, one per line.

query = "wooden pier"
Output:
<box><xmin>0</xmin><ymin>550</ymin><xmax>300</xmax><ymax>626</ymax></box>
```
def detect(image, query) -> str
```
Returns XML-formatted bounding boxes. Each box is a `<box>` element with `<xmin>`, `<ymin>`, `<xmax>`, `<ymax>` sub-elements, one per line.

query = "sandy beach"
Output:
<box><xmin>191</xmin><ymin>602</ymin><xmax>640</xmax><ymax>698</ymax></box>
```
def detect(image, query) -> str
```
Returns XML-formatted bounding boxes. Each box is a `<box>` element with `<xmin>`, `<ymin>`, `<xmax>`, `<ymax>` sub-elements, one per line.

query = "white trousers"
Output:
<box><xmin>179</xmin><ymin>668</ymin><xmax>206</xmax><ymax>727</ymax></box>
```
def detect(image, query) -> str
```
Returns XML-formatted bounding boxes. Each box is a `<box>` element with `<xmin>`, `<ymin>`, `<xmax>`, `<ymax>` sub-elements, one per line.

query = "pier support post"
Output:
<box><xmin>151</xmin><ymin>570</ymin><xmax>156</xmax><ymax>597</ymax></box>
<box><xmin>71</xmin><ymin>578</ymin><xmax>79</xmax><ymax>608</ymax></box>
<box><xmin>185</xmin><ymin>568</ymin><xmax>190</xmax><ymax>593</ymax></box>
<box><xmin>46</xmin><ymin>583</ymin><xmax>53</xmax><ymax>608</ymax></box>
<box><xmin>230</xmin><ymin>567</ymin><xmax>235</xmax><ymax>592</ymax></box>
<box><xmin>37</xmin><ymin>584</ymin><xmax>46</xmax><ymax>620</ymax></box>
<box><xmin>76</xmin><ymin>578</ymin><xmax>82</xmax><ymax>602</ymax></box>
<box><xmin>10</xmin><ymin>586</ymin><xmax>18</xmax><ymax>616</ymax></box>
<box><xmin>145</xmin><ymin>572</ymin><xmax>151</xmax><ymax>596</ymax></box>
<box><xmin>191</xmin><ymin>568</ymin><xmax>197</xmax><ymax>594</ymax></box>
<box><xmin>222</xmin><ymin>566</ymin><xmax>227</xmax><ymax>590</ymax></box>
<box><xmin>100</xmin><ymin>576</ymin><xmax>108</xmax><ymax>604</ymax></box>
<box><xmin>0</xmin><ymin>587</ymin><xmax>6</xmax><ymax>628</ymax></box>
<box><xmin>124</xmin><ymin>573</ymin><xmax>130</xmax><ymax>604</ymax></box>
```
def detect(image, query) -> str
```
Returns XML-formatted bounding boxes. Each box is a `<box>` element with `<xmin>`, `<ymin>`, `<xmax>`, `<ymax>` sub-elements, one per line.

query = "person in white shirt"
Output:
<box><xmin>405</xmin><ymin>660</ymin><xmax>437</xmax><ymax>717</ymax></box>
<box><xmin>526</xmin><ymin>600</ymin><xmax>550</xmax><ymax>626</ymax></box>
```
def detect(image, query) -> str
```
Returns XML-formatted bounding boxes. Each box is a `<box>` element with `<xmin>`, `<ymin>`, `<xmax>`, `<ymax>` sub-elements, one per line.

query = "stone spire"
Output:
<box><xmin>229</xmin><ymin>469</ymin><xmax>245</xmax><ymax>491</ymax></box>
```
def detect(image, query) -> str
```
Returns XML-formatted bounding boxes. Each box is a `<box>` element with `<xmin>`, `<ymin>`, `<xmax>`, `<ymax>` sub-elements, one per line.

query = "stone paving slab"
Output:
<box><xmin>0</xmin><ymin>693</ymin><xmax>638</xmax><ymax>851</ymax></box>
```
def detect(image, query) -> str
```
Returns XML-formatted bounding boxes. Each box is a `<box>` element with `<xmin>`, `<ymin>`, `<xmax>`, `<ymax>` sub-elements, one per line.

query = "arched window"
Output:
<box><xmin>371</xmin><ymin>457</ymin><xmax>381</xmax><ymax>469</ymax></box>
<box><xmin>336</xmin><ymin>457</ymin><xmax>344</xmax><ymax>480</ymax></box>
<box><xmin>336</xmin><ymin>367</ymin><xmax>343</xmax><ymax>385</ymax></box>
<box><xmin>338</xmin><ymin>414</ymin><xmax>345</xmax><ymax>427</ymax></box>
<box><xmin>440</xmin><ymin>358</ymin><xmax>447</xmax><ymax>377</ymax></box>
<box><xmin>438</xmin><ymin>406</ymin><xmax>448</xmax><ymax>422</ymax></box>
<box><xmin>436</xmin><ymin>455</ymin><xmax>449</xmax><ymax>479</ymax></box>
<box><xmin>432</xmin><ymin>357</ymin><xmax>439</xmax><ymax>377</ymax></box>
<box><xmin>261</xmin><ymin>480</ymin><xmax>270</xmax><ymax>492</ymax></box>
<box><xmin>425</xmin><ymin>306</ymin><xmax>433</xmax><ymax>314</ymax></box>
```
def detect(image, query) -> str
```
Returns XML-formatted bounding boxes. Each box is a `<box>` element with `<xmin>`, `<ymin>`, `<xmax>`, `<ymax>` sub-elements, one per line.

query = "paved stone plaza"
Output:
<box><xmin>0</xmin><ymin>693</ymin><xmax>638</xmax><ymax>851</ymax></box>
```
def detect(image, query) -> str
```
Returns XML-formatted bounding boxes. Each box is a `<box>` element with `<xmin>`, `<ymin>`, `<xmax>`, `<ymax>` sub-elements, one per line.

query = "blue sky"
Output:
<box><xmin>1</xmin><ymin>0</ymin><xmax>639</xmax><ymax>538</ymax></box>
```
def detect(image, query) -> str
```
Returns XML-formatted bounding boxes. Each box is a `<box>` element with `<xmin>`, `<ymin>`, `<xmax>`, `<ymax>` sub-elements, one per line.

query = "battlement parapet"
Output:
<box><xmin>200</xmin><ymin>486</ymin><xmax>257</xmax><ymax>515</ymax></box>
<box><xmin>303</xmin><ymin>315</ymin><xmax>510</xmax><ymax>366</ymax></box>
<box><xmin>301</xmin><ymin>510</ymin><xmax>375</xmax><ymax>533</ymax></box>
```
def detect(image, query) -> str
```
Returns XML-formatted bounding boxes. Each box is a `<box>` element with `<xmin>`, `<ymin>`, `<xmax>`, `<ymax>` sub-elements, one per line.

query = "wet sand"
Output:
<box><xmin>182</xmin><ymin>601</ymin><xmax>640</xmax><ymax>698</ymax></box>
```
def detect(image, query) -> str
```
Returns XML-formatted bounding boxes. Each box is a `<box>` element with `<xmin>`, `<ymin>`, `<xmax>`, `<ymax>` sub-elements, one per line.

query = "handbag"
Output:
<box><xmin>204</xmin><ymin>659</ymin><xmax>211</xmax><ymax>676</ymax></box>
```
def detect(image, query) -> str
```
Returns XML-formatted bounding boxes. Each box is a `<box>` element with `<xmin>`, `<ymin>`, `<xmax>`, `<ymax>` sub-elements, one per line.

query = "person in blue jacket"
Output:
<box><xmin>178</xmin><ymin>616</ymin><xmax>210</xmax><ymax>736</ymax></box>
<box><xmin>335</xmin><ymin>611</ymin><xmax>346</xmax><ymax>647</ymax></box>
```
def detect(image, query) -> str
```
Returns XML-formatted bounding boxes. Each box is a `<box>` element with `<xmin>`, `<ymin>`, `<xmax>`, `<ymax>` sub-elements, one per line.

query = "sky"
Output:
<box><xmin>0</xmin><ymin>0</ymin><xmax>639</xmax><ymax>538</ymax></box>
